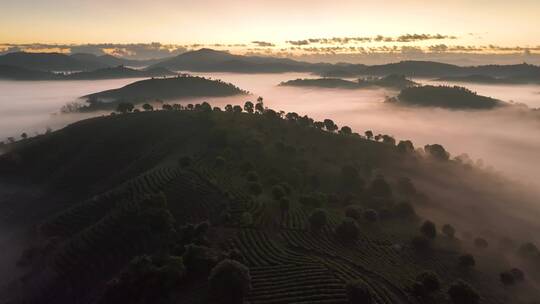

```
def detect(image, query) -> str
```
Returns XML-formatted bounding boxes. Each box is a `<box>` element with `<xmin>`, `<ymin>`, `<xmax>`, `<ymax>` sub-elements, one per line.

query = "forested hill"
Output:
<box><xmin>84</xmin><ymin>76</ymin><xmax>248</xmax><ymax>101</ymax></box>
<box><xmin>1</xmin><ymin>104</ymin><xmax>539</xmax><ymax>304</ymax></box>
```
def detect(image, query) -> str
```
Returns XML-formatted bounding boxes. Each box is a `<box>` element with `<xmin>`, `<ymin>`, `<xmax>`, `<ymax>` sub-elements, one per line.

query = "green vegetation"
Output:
<box><xmin>395</xmin><ymin>85</ymin><xmax>503</xmax><ymax>109</ymax></box>
<box><xmin>279</xmin><ymin>74</ymin><xmax>417</xmax><ymax>90</ymax></box>
<box><xmin>0</xmin><ymin>100</ymin><xmax>537</xmax><ymax>303</ymax></box>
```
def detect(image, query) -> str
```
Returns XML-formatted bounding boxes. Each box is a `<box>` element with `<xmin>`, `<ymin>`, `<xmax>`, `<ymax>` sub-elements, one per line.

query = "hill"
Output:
<box><xmin>0</xmin><ymin>52</ymin><xmax>107</xmax><ymax>71</ymax></box>
<box><xmin>437</xmin><ymin>74</ymin><xmax>540</xmax><ymax>84</ymax></box>
<box><xmin>1</xmin><ymin>105</ymin><xmax>539</xmax><ymax>303</ymax></box>
<box><xmin>395</xmin><ymin>85</ymin><xmax>503</xmax><ymax>109</ymax></box>
<box><xmin>0</xmin><ymin>64</ymin><xmax>60</xmax><ymax>80</ymax></box>
<box><xmin>81</xmin><ymin>76</ymin><xmax>248</xmax><ymax>110</ymax></box>
<box><xmin>280</xmin><ymin>75</ymin><xmax>417</xmax><ymax>90</ymax></box>
<box><xmin>150</xmin><ymin>48</ymin><xmax>330</xmax><ymax>73</ymax></box>
<box><xmin>66</xmin><ymin>66</ymin><xmax>176</xmax><ymax>80</ymax></box>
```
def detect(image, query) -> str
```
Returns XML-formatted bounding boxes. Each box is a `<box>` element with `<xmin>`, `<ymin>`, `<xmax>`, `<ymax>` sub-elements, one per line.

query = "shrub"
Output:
<box><xmin>420</xmin><ymin>220</ymin><xmax>437</xmax><ymax>239</ymax></box>
<box><xmin>500</xmin><ymin>271</ymin><xmax>515</xmax><ymax>286</ymax></box>
<box><xmin>345</xmin><ymin>280</ymin><xmax>373</xmax><ymax>304</ymax></box>
<box><xmin>344</xmin><ymin>206</ymin><xmax>361</xmax><ymax>220</ymax></box>
<box><xmin>447</xmin><ymin>280</ymin><xmax>480</xmax><ymax>304</ymax></box>
<box><xmin>458</xmin><ymin>254</ymin><xmax>475</xmax><ymax>268</ymax></box>
<box><xmin>309</xmin><ymin>209</ymin><xmax>327</xmax><ymax>231</ymax></box>
<box><xmin>510</xmin><ymin>268</ymin><xmax>525</xmax><ymax>282</ymax></box>
<box><xmin>98</xmin><ymin>255</ymin><xmax>185</xmax><ymax>304</ymax></box>
<box><xmin>367</xmin><ymin>176</ymin><xmax>392</xmax><ymax>198</ymax></box>
<box><xmin>271</xmin><ymin>185</ymin><xmax>286</xmax><ymax>200</ymax></box>
<box><xmin>474</xmin><ymin>238</ymin><xmax>488</xmax><ymax>249</ymax></box>
<box><xmin>335</xmin><ymin>218</ymin><xmax>359</xmax><ymax>242</ymax></box>
<box><xmin>182</xmin><ymin>244</ymin><xmax>217</xmax><ymax>276</ymax></box>
<box><xmin>518</xmin><ymin>242</ymin><xmax>539</xmax><ymax>259</ymax></box>
<box><xmin>208</xmin><ymin>259</ymin><xmax>251</xmax><ymax>304</ymax></box>
<box><xmin>363</xmin><ymin>209</ymin><xmax>379</xmax><ymax>222</ymax></box>
<box><xmin>393</xmin><ymin>201</ymin><xmax>416</xmax><ymax>218</ymax></box>
<box><xmin>416</xmin><ymin>271</ymin><xmax>440</xmax><ymax>293</ymax></box>
<box><xmin>247</xmin><ymin>182</ymin><xmax>262</xmax><ymax>196</ymax></box>
<box><xmin>411</xmin><ymin>236</ymin><xmax>430</xmax><ymax>251</ymax></box>
<box><xmin>442</xmin><ymin>224</ymin><xmax>456</xmax><ymax>238</ymax></box>
<box><xmin>299</xmin><ymin>193</ymin><xmax>325</xmax><ymax>208</ymax></box>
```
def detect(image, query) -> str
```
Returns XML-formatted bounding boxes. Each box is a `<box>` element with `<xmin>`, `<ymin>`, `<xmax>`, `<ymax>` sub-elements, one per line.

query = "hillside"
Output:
<box><xmin>395</xmin><ymin>85</ymin><xmax>504</xmax><ymax>109</ymax></box>
<box><xmin>81</xmin><ymin>76</ymin><xmax>248</xmax><ymax>110</ymax></box>
<box><xmin>280</xmin><ymin>75</ymin><xmax>417</xmax><ymax>90</ymax></box>
<box><xmin>438</xmin><ymin>74</ymin><xmax>540</xmax><ymax>84</ymax></box>
<box><xmin>0</xmin><ymin>52</ymin><xmax>107</xmax><ymax>71</ymax></box>
<box><xmin>0</xmin><ymin>64</ymin><xmax>60</xmax><ymax>80</ymax></box>
<box><xmin>66</xmin><ymin>66</ymin><xmax>176</xmax><ymax>80</ymax></box>
<box><xmin>1</xmin><ymin>106</ymin><xmax>539</xmax><ymax>304</ymax></box>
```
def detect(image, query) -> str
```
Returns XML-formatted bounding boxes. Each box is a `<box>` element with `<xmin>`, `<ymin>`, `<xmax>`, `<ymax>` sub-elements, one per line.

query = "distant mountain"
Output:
<box><xmin>83</xmin><ymin>76</ymin><xmax>248</xmax><ymax>109</ymax></box>
<box><xmin>317</xmin><ymin>61</ymin><xmax>540</xmax><ymax>79</ymax></box>
<box><xmin>394</xmin><ymin>85</ymin><xmax>504</xmax><ymax>109</ymax></box>
<box><xmin>150</xmin><ymin>48</ymin><xmax>330</xmax><ymax>73</ymax></box>
<box><xmin>0</xmin><ymin>52</ymin><xmax>107</xmax><ymax>71</ymax></box>
<box><xmin>437</xmin><ymin>73</ymin><xmax>540</xmax><ymax>84</ymax></box>
<box><xmin>66</xmin><ymin>66</ymin><xmax>176</xmax><ymax>80</ymax></box>
<box><xmin>280</xmin><ymin>75</ymin><xmax>417</xmax><ymax>90</ymax></box>
<box><xmin>0</xmin><ymin>65</ymin><xmax>60</xmax><ymax>80</ymax></box>
<box><xmin>70</xmin><ymin>53</ymin><xmax>164</xmax><ymax>68</ymax></box>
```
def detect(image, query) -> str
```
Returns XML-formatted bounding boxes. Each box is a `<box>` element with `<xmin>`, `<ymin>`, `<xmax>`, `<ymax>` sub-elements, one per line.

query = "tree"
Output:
<box><xmin>199</xmin><ymin>102</ymin><xmax>212</xmax><ymax>112</ymax></box>
<box><xmin>411</xmin><ymin>236</ymin><xmax>430</xmax><ymax>251</ymax></box>
<box><xmin>225</xmin><ymin>104</ymin><xmax>233</xmax><ymax>112</ymax></box>
<box><xmin>345</xmin><ymin>280</ymin><xmax>373</xmax><ymax>304</ymax></box>
<box><xmin>341</xmin><ymin>165</ymin><xmax>362</xmax><ymax>190</ymax></box>
<box><xmin>233</xmin><ymin>105</ymin><xmax>243</xmax><ymax>113</ymax></box>
<box><xmin>393</xmin><ymin>201</ymin><xmax>416</xmax><ymax>218</ymax></box>
<box><xmin>162</xmin><ymin>104</ymin><xmax>173</xmax><ymax>111</ymax></box>
<box><xmin>420</xmin><ymin>220</ymin><xmax>437</xmax><ymax>239</ymax></box>
<box><xmin>255</xmin><ymin>97</ymin><xmax>265</xmax><ymax>114</ymax></box>
<box><xmin>309</xmin><ymin>209</ymin><xmax>327</xmax><ymax>231</ymax></box>
<box><xmin>382</xmin><ymin>135</ymin><xmax>396</xmax><ymax>146</ymax></box>
<box><xmin>345</xmin><ymin>206</ymin><xmax>361</xmax><ymax>220</ymax></box>
<box><xmin>474</xmin><ymin>238</ymin><xmax>488</xmax><ymax>249</ymax></box>
<box><xmin>364</xmin><ymin>130</ymin><xmax>373</xmax><ymax>140</ymax></box>
<box><xmin>447</xmin><ymin>280</ymin><xmax>480</xmax><ymax>304</ymax></box>
<box><xmin>271</xmin><ymin>185</ymin><xmax>285</xmax><ymax>200</ymax></box>
<box><xmin>363</xmin><ymin>209</ymin><xmax>379</xmax><ymax>222</ymax></box>
<box><xmin>367</xmin><ymin>176</ymin><xmax>392</xmax><ymax>198</ymax></box>
<box><xmin>313</xmin><ymin>121</ymin><xmax>324</xmax><ymax>129</ymax></box>
<box><xmin>397</xmin><ymin>140</ymin><xmax>414</xmax><ymax>153</ymax></box>
<box><xmin>116</xmin><ymin>102</ymin><xmax>134</xmax><ymax>113</ymax></box>
<box><xmin>323</xmin><ymin>119</ymin><xmax>338</xmax><ymax>132</ymax></box>
<box><xmin>178</xmin><ymin>155</ymin><xmax>192</xmax><ymax>168</ymax></box>
<box><xmin>247</xmin><ymin>182</ymin><xmax>262</xmax><ymax>196</ymax></box>
<box><xmin>21</xmin><ymin>132</ymin><xmax>28</xmax><ymax>140</ymax></box>
<box><xmin>442</xmin><ymin>224</ymin><xmax>456</xmax><ymax>238</ymax></box>
<box><xmin>458</xmin><ymin>254</ymin><xmax>475</xmax><ymax>268</ymax></box>
<box><xmin>424</xmin><ymin>144</ymin><xmax>450</xmax><ymax>161</ymax></box>
<box><xmin>416</xmin><ymin>271</ymin><xmax>440</xmax><ymax>293</ymax></box>
<box><xmin>142</xmin><ymin>103</ymin><xmax>154</xmax><ymax>111</ymax></box>
<box><xmin>279</xmin><ymin>198</ymin><xmax>290</xmax><ymax>215</ymax></box>
<box><xmin>335</xmin><ymin>218</ymin><xmax>359</xmax><ymax>242</ymax></box>
<box><xmin>208</xmin><ymin>259</ymin><xmax>251</xmax><ymax>304</ymax></box>
<box><xmin>244</xmin><ymin>101</ymin><xmax>254</xmax><ymax>113</ymax></box>
<box><xmin>500</xmin><ymin>272</ymin><xmax>515</xmax><ymax>286</ymax></box>
<box><xmin>340</xmin><ymin>126</ymin><xmax>352</xmax><ymax>135</ymax></box>
<box><xmin>183</xmin><ymin>244</ymin><xmax>217</xmax><ymax>275</ymax></box>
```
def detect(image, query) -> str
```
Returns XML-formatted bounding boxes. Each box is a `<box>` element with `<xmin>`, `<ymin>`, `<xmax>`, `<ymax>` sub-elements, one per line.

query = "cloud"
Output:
<box><xmin>285</xmin><ymin>34</ymin><xmax>457</xmax><ymax>46</ymax></box>
<box><xmin>286</xmin><ymin>40</ymin><xmax>310</xmax><ymax>46</ymax></box>
<box><xmin>252</xmin><ymin>41</ymin><xmax>275</xmax><ymax>47</ymax></box>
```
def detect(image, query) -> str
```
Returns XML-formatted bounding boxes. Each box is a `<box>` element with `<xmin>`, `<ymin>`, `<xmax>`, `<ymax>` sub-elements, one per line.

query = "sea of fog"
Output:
<box><xmin>0</xmin><ymin>73</ymin><xmax>539</xmax><ymax>185</ymax></box>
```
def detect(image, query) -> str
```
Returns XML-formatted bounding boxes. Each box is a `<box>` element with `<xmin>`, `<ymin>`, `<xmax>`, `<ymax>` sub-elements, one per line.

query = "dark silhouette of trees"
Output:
<box><xmin>367</xmin><ymin>176</ymin><xmax>392</xmax><ymax>198</ymax></box>
<box><xmin>510</xmin><ymin>268</ymin><xmax>525</xmax><ymax>282</ymax></box>
<box><xmin>424</xmin><ymin>144</ymin><xmax>450</xmax><ymax>161</ymax></box>
<box><xmin>271</xmin><ymin>185</ymin><xmax>285</xmax><ymax>200</ymax></box>
<box><xmin>345</xmin><ymin>280</ymin><xmax>373</xmax><ymax>304</ymax></box>
<box><xmin>21</xmin><ymin>133</ymin><xmax>28</xmax><ymax>140</ymax></box>
<box><xmin>500</xmin><ymin>272</ymin><xmax>515</xmax><ymax>286</ymax></box>
<box><xmin>447</xmin><ymin>280</ymin><xmax>480</xmax><ymax>304</ymax></box>
<box><xmin>162</xmin><ymin>104</ymin><xmax>173</xmax><ymax>111</ymax></box>
<box><xmin>393</xmin><ymin>201</ymin><xmax>416</xmax><ymax>218</ymax></box>
<box><xmin>323</xmin><ymin>119</ymin><xmax>338</xmax><ymax>132</ymax></box>
<box><xmin>364</xmin><ymin>130</ymin><xmax>373</xmax><ymax>140</ymax></box>
<box><xmin>225</xmin><ymin>104</ymin><xmax>233</xmax><ymax>112</ymax></box>
<box><xmin>411</xmin><ymin>236</ymin><xmax>430</xmax><ymax>251</ymax></box>
<box><xmin>420</xmin><ymin>220</ymin><xmax>437</xmax><ymax>239</ymax></box>
<box><xmin>309</xmin><ymin>209</ymin><xmax>327</xmax><ymax>231</ymax></box>
<box><xmin>244</xmin><ymin>101</ymin><xmax>254</xmax><ymax>113</ymax></box>
<box><xmin>335</xmin><ymin>218</ymin><xmax>359</xmax><ymax>242</ymax></box>
<box><xmin>382</xmin><ymin>135</ymin><xmax>396</xmax><ymax>146</ymax></box>
<box><xmin>340</xmin><ymin>126</ymin><xmax>352</xmax><ymax>135</ymax></box>
<box><xmin>416</xmin><ymin>271</ymin><xmax>440</xmax><ymax>293</ymax></box>
<box><xmin>458</xmin><ymin>254</ymin><xmax>476</xmax><ymax>268</ymax></box>
<box><xmin>474</xmin><ymin>238</ymin><xmax>488</xmax><ymax>249</ymax></box>
<box><xmin>363</xmin><ymin>209</ymin><xmax>379</xmax><ymax>222</ymax></box>
<box><xmin>397</xmin><ymin>140</ymin><xmax>414</xmax><ymax>153</ymax></box>
<box><xmin>255</xmin><ymin>97</ymin><xmax>264</xmax><ymax>114</ymax></box>
<box><xmin>116</xmin><ymin>102</ymin><xmax>134</xmax><ymax>113</ymax></box>
<box><xmin>142</xmin><ymin>103</ymin><xmax>154</xmax><ymax>111</ymax></box>
<box><xmin>182</xmin><ymin>244</ymin><xmax>217</xmax><ymax>276</ymax></box>
<box><xmin>398</xmin><ymin>85</ymin><xmax>500</xmax><ymax>110</ymax></box>
<box><xmin>313</xmin><ymin>121</ymin><xmax>324</xmax><ymax>129</ymax></box>
<box><xmin>247</xmin><ymin>182</ymin><xmax>263</xmax><ymax>196</ymax></box>
<box><xmin>208</xmin><ymin>259</ymin><xmax>251</xmax><ymax>304</ymax></box>
<box><xmin>345</xmin><ymin>206</ymin><xmax>361</xmax><ymax>220</ymax></box>
<box><xmin>442</xmin><ymin>224</ymin><xmax>456</xmax><ymax>238</ymax></box>
<box><xmin>233</xmin><ymin>105</ymin><xmax>243</xmax><ymax>113</ymax></box>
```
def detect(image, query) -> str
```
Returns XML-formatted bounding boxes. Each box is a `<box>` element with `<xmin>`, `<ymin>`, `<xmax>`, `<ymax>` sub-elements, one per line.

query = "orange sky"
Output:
<box><xmin>1</xmin><ymin>0</ymin><xmax>539</xmax><ymax>47</ymax></box>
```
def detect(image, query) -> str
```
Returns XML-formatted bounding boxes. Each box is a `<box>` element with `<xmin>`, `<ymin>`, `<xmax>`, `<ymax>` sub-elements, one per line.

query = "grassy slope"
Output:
<box><xmin>0</xmin><ymin>109</ymin><xmax>538</xmax><ymax>303</ymax></box>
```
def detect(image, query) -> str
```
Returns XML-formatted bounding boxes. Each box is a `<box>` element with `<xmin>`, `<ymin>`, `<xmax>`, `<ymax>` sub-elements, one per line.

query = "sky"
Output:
<box><xmin>1</xmin><ymin>0</ymin><xmax>540</xmax><ymax>62</ymax></box>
